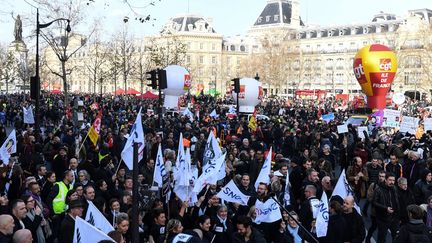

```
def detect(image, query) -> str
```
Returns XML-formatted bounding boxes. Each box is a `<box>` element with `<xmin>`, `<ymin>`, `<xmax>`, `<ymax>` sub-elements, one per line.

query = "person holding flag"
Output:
<box><xmin>248</xmin><ymin>109</ymin><xmax>257</xmax><ymax>132</ymax></box>
<box><xmin>121</xmin><ymin>108</ymin><xmax>145</xmax><ymax>170</ymax></box>
<box><xmin>88</xmin><ymin>110</ymin><xmax>102</xmax><ymax>146</ymax></box>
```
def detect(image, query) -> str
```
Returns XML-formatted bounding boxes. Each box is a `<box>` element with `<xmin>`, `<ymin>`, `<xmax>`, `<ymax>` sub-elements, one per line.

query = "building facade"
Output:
<box><xmin>41</xmin><ymin>0</ymin><xmax>432</xmax><ymax>97</ymax></box>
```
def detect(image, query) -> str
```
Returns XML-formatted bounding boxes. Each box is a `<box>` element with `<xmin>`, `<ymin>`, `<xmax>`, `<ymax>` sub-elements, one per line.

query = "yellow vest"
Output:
<box><xmin>99</xmin><ymin>152</ymin><xmax>109</xmax><ymax>162</ymax></box>
<box><xmin>52</xmin><ymin>181</ymin><xmax>71</xmax><ymax>214</ymax></box>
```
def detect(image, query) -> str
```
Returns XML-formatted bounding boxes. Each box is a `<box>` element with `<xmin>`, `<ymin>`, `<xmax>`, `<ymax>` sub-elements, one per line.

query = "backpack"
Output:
<box><xmin>408</xmin><ymin>226</ymin><xmax>432</xmax><ymax>243</ymax></box>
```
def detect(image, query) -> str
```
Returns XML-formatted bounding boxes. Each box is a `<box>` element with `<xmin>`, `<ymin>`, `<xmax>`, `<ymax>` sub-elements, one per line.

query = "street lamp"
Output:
<box><xmin>34</xmin><ymin>8</ymin><xmax>71</xmax><ymax>131</ymax></box>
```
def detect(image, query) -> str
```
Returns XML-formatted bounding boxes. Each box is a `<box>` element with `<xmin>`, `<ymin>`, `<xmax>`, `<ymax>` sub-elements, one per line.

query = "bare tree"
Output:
<box><xmin>147</xmin><ymin>31</ymin><xmax>187</xmax><ymax>68</ymax></box>
<box><xmin>240</xmin><ymin>36</ymin><xmax>299</xmax><ymax>96</ymax></box>
<box><xmin>35</xmin><ymin>0</ymin><xmax>91</xmax><ymax>105</ymax></box>
<box><xmin>106</xmin><ymin>42</ymin><xmax>122</xmax><ymax>93</ymax></box>
<box><xmin>83</xmin><ymin>27</ymin><xmax>109</xmax><ymax>94</ymax></box>
<box><xmin>110</xmin><ymin>26</ymin><xmax>135</xmax><ymax>91</ymax></box>
<box><xmin>133</xmin><ymin>43</ymin><xmax>152</xmax><ymax>94</ymax></box>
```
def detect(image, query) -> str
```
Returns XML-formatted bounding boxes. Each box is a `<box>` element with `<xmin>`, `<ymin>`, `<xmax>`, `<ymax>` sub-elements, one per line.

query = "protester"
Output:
<box><xmin>0</xmin><ymin>92</ymin><xmax>431</xmax><ymax>243</ymax></box>
<box><xmin>394</xmin><ymin>204</ymin><xmax>432</xmax><ymax>243</ymax></box>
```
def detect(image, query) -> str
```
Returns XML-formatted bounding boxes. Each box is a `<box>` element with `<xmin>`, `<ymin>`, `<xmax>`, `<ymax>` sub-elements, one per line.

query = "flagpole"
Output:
<box><xmin>270</xmin><ymin>196</ymin><xmax>319</xmax><ymax>243</ymax></box>
<box><xmin>131</xmin><ymin>142</ymin><xmax>139</xmax><ymax>243</ymax></box>
<box><xmin>114</xmin><ymin>159</ymin><xmax>123</xmax><ymax>175</ymax></box>
<box><xmin>77</xmin><ymin>130</ymin><xmax>90</xmax><ymax>154</ymax></box>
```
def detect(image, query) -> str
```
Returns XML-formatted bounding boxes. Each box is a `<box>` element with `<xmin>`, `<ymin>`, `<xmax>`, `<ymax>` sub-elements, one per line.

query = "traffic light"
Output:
<box><xmin>254</xmin><ymin>73</ymin><xmax>260</xmax><ymax>81</ymax></box>
<box><xmin>158</xmin><ymin>69</ymin><xmax>167</xmax><ymax>89</ymax></box>
<box><xmin>231</xmin><ymin>78</ymin><xmax>240</xmax><ymax>93</ymax></box>
<box><xmin>146</xmin><ymin>70</ymin><xmax>157</xmax><ymax>89</ymax></box>
<box><xmin>30</xmin><ymin>76</ymin><xmax>39</xmax><ymax>100</ymax></box>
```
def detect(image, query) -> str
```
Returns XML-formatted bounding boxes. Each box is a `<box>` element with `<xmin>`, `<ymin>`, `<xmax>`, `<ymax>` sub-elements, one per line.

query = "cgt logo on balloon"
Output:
<box><xmin>353</xmin><ymin>58</ymin><xmax>366</xmax><ymax>83</ymax></box>
<box><xmin>353</xmin><ymin>44</ymin><xmax>397</xmax><ymax>110</ymax></box>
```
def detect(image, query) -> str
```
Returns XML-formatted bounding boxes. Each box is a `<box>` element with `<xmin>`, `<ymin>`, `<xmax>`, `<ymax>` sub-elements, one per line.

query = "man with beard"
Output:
<box><xmin>232</xmin><ymin>216</ymin><xmax>266</xmax><ymax>243</ymax></box>
<box><xmin>372</xmin><ymin>172</ymin><xmax>400</xmax><ymax>243</ymax></box>
<box><xmin>365</xmin><ymin>170</ymin><xmax>386</xmax><ymax>243</ymax></box>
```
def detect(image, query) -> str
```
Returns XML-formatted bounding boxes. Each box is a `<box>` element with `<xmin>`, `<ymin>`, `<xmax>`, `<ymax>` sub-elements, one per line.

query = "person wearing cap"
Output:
<box><xmin>58</xmin><ymin>199</ymin><xmax>84</xmax><ymax>243</ymax></box>
<box><xmin>52</xmin><ymin>146</ymin><xmax>69</xmax><ymax>180</ymax></box>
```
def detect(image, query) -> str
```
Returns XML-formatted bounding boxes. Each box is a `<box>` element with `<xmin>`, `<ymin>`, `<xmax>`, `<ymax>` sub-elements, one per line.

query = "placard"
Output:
<box><xmin>357</xmin><ymin>126</ymin><xmax>368</xmax><ymax>139</ymax></box>
<box><xmin>425</xmin><ymin>118</ymin><xmax>432</xmax><ymax>132</ymax></box>
<box><xmin>337</xmin><ymin>124</ymin><xmax>348</xmax><ymax>134</ymax></box>
<box><xmin>400</xmin><ymin>116</ymin><xmax>419</xmax><ymax>134</ymax></box>
<box><xmin>382</xmin><ymin>109</ymin><xmax>401</xmax><ymax>128</ymax></box>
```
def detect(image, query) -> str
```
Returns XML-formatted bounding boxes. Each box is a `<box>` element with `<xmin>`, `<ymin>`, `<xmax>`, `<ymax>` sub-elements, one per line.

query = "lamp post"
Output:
<box><xmin>35</xmin><ymin>8</ymin><xmax>70</xmax><ymax>131</ymax></box>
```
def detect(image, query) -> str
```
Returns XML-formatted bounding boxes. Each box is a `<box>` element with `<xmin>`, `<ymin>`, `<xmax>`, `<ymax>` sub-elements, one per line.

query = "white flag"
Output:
<box><xmin>172</xmin><ymin>233</ymin><xmax>192</xmax><ymax>243</ymax></box>
<box><xmin>182</xmin><ymin>107</ymin><xmax>194</xmax><ymax>122</ymax></box>
<box><xmin>73</xmin><ymin>216</ymin><xmax>114</xmax><ymax>243</ymax></box>
<box><xmin>174</xmin><ymin>133</ymin><xmax>190</xmax><ymax>186</ymax></box>
<box><xmin>316</xmin><ymin>191</ymin><xmax>329</xmax><ymax>237</ymax></box>
<box><xmin>193</xmin><ymin>153</ymin><xmax>226</xmax><ymax>192</ymax></box>
<box><xmin>85</xmin><ymin>201</ymin><xmax>114</xmax><ymax>234</ymax></box>
<box><xmin>215</xmin><ymin>159</ymin><xmax>226</xmax><ymax>181</ymax></box>
<box><xmin>216</xmin><ymin>180</ymin><xmax>250</xmax><ymax>205</ymax></box>
<box><xmin>23</xmin><ymin>106</ymin><xmax>35</xmax><ymax>124</ymax></box>
<box><xmin>202</xmin><ymin>131</ymin><xmax>222</xmax><ymax>166</ymax></box>
<box><xmin>121</xmin><ymin>108</ymin><xmax>145</xmax><ymax>170</ymax></box>
<box><xmin>174</xmin><ymin>184</ymin><xmax>197</xmax><ymax>204</ymax></box>
<box><xmin>153</xmin><ymin>144</ymin><xmax>166</xmax><ymax>187</ymax></box>
<box><xmin>209</xmin><ymin>109</ymin><xmax>218</xmax><ymax>118</ymax></box>
<box><xmin>0</xmin><ymin>130</ymin><xmax>16</xmax><ymax>165</ymax></box>
<box><xmin>331</xmin><ymin>169</ymin><xmax>361</xmax><ymax>214</ymax></box>
<box><xmin>254</xmin><ymin>147</ymin><xmax>272</xmax><ymax>189</ymax></box>
<box><xmin>284</xmin><ymin>171</ymin><xmax>291</xmax><ymax>207</ymax></box>
<box><xmin>254</xmin><ymin>198</ymin><xmax>282</xmax><ymax>224</ymax></box>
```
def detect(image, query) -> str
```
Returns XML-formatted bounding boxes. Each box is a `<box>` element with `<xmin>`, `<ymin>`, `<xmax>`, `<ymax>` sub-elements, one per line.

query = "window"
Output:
<box><xmin>257</xmin><ymin>17</ymin><xmax>263</xmax><ymax>23</ymax></box>
<box><xmin>212</xmin><ymin>56</ymin><xmax>216</xmax><ymax>64</ymax></box>
<box><xmin>240</xmin><ymin>46</ymin><xmax>246</xmax><ymax>52</ymax></box>
<box><xmin>230</xmin><ymin>45</ymin><xmax>236</xmax><ymax>51</ymax></box>
<box><xmin>186</xmin><ymin>55</ymin><xmax>191</xmax><ymax>63</ymax></box>
<box><xmin>200</xmin><ymin>43</ymin><xmax>204</xmax><ymax>49</ymax></box>
<box><xmin>212</xmin><ymin>43</ymin><xmax>216</xmax><ymax>50</ymax></box>
<box><xmin>199</xmin><ymin>56</ymin><xmax>204</xmax><ymax>64</ymax></box>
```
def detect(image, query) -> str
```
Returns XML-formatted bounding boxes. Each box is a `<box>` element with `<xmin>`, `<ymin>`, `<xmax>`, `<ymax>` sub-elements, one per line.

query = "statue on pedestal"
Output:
<box><xmin>13</xmin><ymin>15</ymin><xmax>23</xmax><ymax>42</ymax></box>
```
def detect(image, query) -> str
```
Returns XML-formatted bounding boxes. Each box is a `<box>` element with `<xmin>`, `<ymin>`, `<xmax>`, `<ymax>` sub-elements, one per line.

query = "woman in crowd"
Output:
<box><xmin>21</xmin><ymin>195</ymin><xmax>45</xmax><ymax>243</ymax></box>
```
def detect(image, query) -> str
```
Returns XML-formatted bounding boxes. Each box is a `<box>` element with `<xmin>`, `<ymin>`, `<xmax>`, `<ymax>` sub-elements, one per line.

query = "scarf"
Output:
<box><xmin>216</xmin><ymin>215</ymin><xmax>227</xmax><ymax>230</ymax></box>
<box><xmin>427</xmin><ymin>207</ymin><xmax>432</xmax><ymax>227</ymax></box>
<box><xmin>287</xmin><ymin>225</ymin><xmax>302</xmax><ymax>243</ymax></box>
<box><xmin>27</xmin><ymin>210</ymin><xmax>46</xmax><ymax>243</ymax></box>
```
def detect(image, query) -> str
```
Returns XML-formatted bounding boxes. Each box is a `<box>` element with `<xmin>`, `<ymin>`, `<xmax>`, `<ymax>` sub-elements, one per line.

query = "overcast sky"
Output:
<box><xmin>1</xmin><ymin>0</ymin><xmax>432</xmax><ymax>47</ymax></box>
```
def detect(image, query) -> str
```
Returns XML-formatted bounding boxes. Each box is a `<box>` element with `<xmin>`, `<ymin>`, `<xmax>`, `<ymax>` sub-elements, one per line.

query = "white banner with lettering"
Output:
<box><xmin>254</xmin><ymin>198</ymin><xmax>282</xmax><ymax>224</ymax></box>
<box><xmin>216</xmin><ymin>180</ymin><xmax>250</xmax><ymax>206</ymax></box>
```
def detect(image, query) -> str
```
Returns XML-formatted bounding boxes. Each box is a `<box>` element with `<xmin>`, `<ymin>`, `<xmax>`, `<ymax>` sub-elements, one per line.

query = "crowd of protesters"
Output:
<box><xmin>0</xmin><ymin>92</ymin><xmax>431</xmax><ymax>243</ymax></box>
